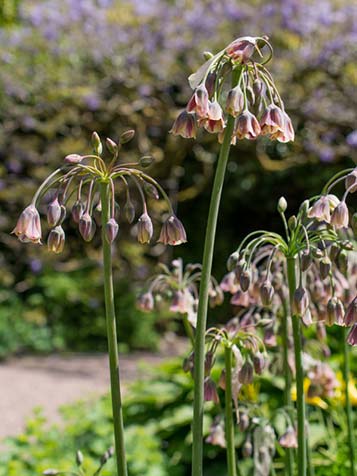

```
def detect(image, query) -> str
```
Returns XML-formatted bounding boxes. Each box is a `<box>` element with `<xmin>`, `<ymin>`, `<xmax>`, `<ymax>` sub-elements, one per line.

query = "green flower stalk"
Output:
<box><xmin>170</xmin><ymin>35</ymin><xmax>295</xmax><ymax>476</ymax></box>
<box><xmin>12</xmin><ymin>130</ymin><xmax>186</xmax><ymax>476</ymax></box>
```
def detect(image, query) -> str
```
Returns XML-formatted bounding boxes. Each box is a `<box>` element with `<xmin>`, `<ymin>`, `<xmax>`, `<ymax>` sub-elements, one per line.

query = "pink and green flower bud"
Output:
<box><xmin>137</xmin><ymin>212</ymin><xmax>153</xmax><ymax>244</ymax></box>
<box><xmin>238</xmin><ymin>412</ymin><xmax>250</xmax><ymax>431</ymax></box>
<box><xmin>205</xmin><ymin>71</ymin><xmax>217</xmax><ymax>98</ymax></box>
<box><xmin>143</xmin><ymin>182</ymin><xmax>159</xmax><ymax>200</ymax></box>
<box><xmin>279</xmin><ymin>427</ymin><xmax>298</xmax><ymax>448</ymax></box>
<box><xmin>301</xmin><ymin>249</ymin><xmax>312</xmax><ymax>271</ymax></box>
<box><xmin>120</xmin><ymin>129</ymin><xmax>135</xmax><ymax>144</ymax></box>
<box><xmin>204</xmin><ymin>377</ymin><xmax>219</xmax><ymax>404</ymax></box>
<box><xmin>187</xmin><ymin>83</ymin><xmax>209</xmax><ymax>117</ymax></box>
<box><xmin>343</xmin><ymin>297</ymin><xmax>357</xmax><ymax>327</ymax></box>
<box><xmin>347</xmin><ymin>324</ymin><xmax>357</xmax><ymax>346</ymax></box>
<box><xmin>139</xmin><ymin>155</ymin><xmax>154</xmax><ymax>168</ymax></box>
<box><xmin>137</xmin><ymin>292</ymin><xmax>154</xmax><ymax>312</ymax></box>
<box><xmin>235</xmin><ymin>110</ymin><xmax>261</xmax><ymax>140</ymax></box>
<box><xmin>91</xmin><ymin>131</ymin><xmax>102</xmax><ymax>155</ymax></box>
<box><xmin>158</xmin><ymin>215</ymin><xmax>187</xmax><ymax>246</ymax></box>
<box><xmin>227</xmin><ymin>251</ymin><xmax>239</xmax><ymax>272</ymax></box>
<box><xmin>64</xmin><ymin>154</ymin><xmax>83</xmax><ymax>164</ymax></box>
<box><xmin>170</xmin><ymin>110</ymin><xmax>197</xmax><ymax>139</ymax></box>
<box><xmin>226</xmin><ymin>85</ymin><xmax>244</xmax><ymax>117</ymax></box>
<box><xmin>202</xmin><ymin>100</ymin><xmax>225</xmax><ymax>133</ymax></box>
<box><xmin>12</xmin><ymin>204</ymin><xmax>42</xmax><ymax>244</ymax></box>
<box><xmin>326</xmin><ymin>297</ymin><xmax>338</xmax><ymax>326</ymax></box>
<box><xmin>293</xmin><ymin>286</ymin><xmax>309</xmax><ymax>316</ymax></box>
<box><xmin>337</xmin><ymin>250</ymin><xmax>348</xmax><ymax>274</ymax></box>
<box><xmin>319</xmin><ymin>256</ymin><xmax>331</xmax><ymax>280</ymax></box>
<box><xmin>225</xmin><ymin>36</ymin><xmax>256</xmax><ymax>63</ymax></box>
<box><xmin>79</xmin><ymin>212</ymin><xmax>96</xmax><ymax>242</ymax></box>
<box><xmin>260</xmin><ymin>104</ymin><xmax>285</xmax><ymax>135</ymax></box>
<box><xmin>330</xmin><ymin>201</ymin><xmax>349</xmax><ymax>229</ymax></box>
<box><xmin>72</xmin><ymin>200</ymin><xmax>84</xmax><ymax>223</ymax></box>
<box><xmin>253</xmin><ymin>352</ymin><xmax>266</xmax><ymax>374</ymax></box>
<box><xmin>345</xmin><ymin>169</ymin><xmax>357</xmax><ymax>193</ymax></box>
<box><xmin>106</xmin><ymin>137</ymin><xmax>118</xmax><ymax>155</ymax></box>
<box><xmin>47</xmin><ymin>197</ymin><xmax>62</xmax><ymax>227</ymax></box>
<box><xmin>239</xmin><ymin>360</ymin><xmax>254</xmax><ymax>384</ymax></box>
<box><xmin>253</xmin><ymin>78</ymin><xmax>266</xmax><ymax>97</ymax></box>
<box><xmin>47</xmin><ymin>225</ymin><xmax>65</xmax><ymax>254</ymax></box>
<box><xmin>105</xmin><ymin>218</ymin><xmax>119</xmax><ymax>243</ymax></box>
<box><xmin>124</xmin><ymin>198</ymin><xmax>135</xmax><ymax>224</ymax></box>
<box><xmin>260</xmin><ymin>280</ymin><xmax>274</xmax><ymax>306</ymax></box>
<box><xmin>204</xmin><ymin>350</ymin><xmax>215</xmax><ymax>377</ymax></box>
<box><xmin>239</xmin><ymin>269</ymin><xmax>251</xmax><ymax>292</ymax></box>
<box><xmin>288</xmin><ymin>215</ymin><xmax>297</xmax><ymax>231</ymax></box>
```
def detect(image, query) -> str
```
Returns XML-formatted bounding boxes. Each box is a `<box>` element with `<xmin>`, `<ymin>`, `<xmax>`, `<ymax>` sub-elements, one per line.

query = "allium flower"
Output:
<box><xmin>158</xmin><ymin>215</ymin><xmax>187</xmax><ymax>245</ymax></box>
<box><xmin>201</xmin><ymin>100</ymin><xmax>225</xmax><ymax>134</ymax></box>
<box><xmin>235</xmin><ymin>110</ymin><xmax>261</xmax><ymax>140</ymax></box>
<box><xmin>187</xmin><ymin>84</ymin><xmax>209</xmax><ymax>118</ymax></box>
<box><xmin>270</xmin><ymin>110</ymin><xmax>295</xmax><ymax>143</ymax></box>
<box><xmin>330</xmin><ymin>201</ymin><xmax>349</xmax><ymax>228</ymax></box>
<box><xmin>137</xmin><ymin>292</ymin><xmax>154</xmax><ymax>312</ymax></box>
<box><xmin>343</xmin><ymin>296</ymin><xmax>357</xmax><ymax>327</ymax></box>
<box><xmin>308</xmin><ymin>195</ymin><xmax>337</xmax><ymax>222</ymax></box>
<box><xmin>12</xmin><ymin>204</ymin><xmax>42</xmax><ymax>243</ymax></box>
<box><xmin>47</xmin><ymin>197</ymin><xmax>62</xmax><ymax>227</ymax></box>
<box><xmin>170</xmin><ymin>110</ymin><xmax>197</xmax><ymax>139</ymax></box>
<box><xmin>137</xmin><ymin>212</ymin><xmax>153</xmax><ymax>244</ymax></box>
<box><xmin>260</xmin><ymin>104</ymin><xmax>285</xmax><ymax>135</ymax></box>
<box><xmin>205</xmin><ymin>419</ymin><xmax>226</xmax><ymax>448</ymax></box>
<box><xmin>345</xmin><ymin>169</ymin><xmax>357</xmax><ymax>193</ymax></box>
<box><xmin>204</xmin><ymin>377</ymin><xmax>219</xmax><ymax>404</ymax></box>
<box><xmin>47</xmin><ymin>225</ymin><xmax>65</xmax><ymax>254</ymax></box>
<box><xmin>79</xmin><ymin>212</ymin><xmax>96</xmax><ymax>242</ymax></box>
<box><xmin>293</xmin><ymin>286</ymin><xmax>309</xmax><ymax>317</ymax></box>
<box><xmin>225</xmin><ymin>36</ymin><xmax>256</xmax><ymax>63</ymax></box>
<box><xmin>279</xmin><ymin>427</ymin><xmax>298</xmax><ymax>448</ymax></box>
<box><xmin>226</xmin><ymin>85</ymin><xmax>244</xmax><ymax>117</ymax></box>
<box><xmin>105</xmin><ymin>218</ymin><xmax>119</xmax><ymax>243</ymax></box>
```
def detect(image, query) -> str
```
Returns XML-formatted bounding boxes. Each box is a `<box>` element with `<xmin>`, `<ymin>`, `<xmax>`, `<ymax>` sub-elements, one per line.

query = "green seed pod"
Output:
<box><xmin>139</xmin><ymin>155</ymin><xmax>154</xmax><ymax>167</ymax></box>
<box><xmin>337</xmin><ymin>250</ymin><xmax>348</xmax><ymax>274</ymax></box>
<box><xmin>319</xmin><ymin>257</ymin><xmax>331</xmax><ymax>280</ymax></box>
<box><xmin>203</xmin><ymin>51</ymin><xmax>214</xmax><ymax>60</ymax></box>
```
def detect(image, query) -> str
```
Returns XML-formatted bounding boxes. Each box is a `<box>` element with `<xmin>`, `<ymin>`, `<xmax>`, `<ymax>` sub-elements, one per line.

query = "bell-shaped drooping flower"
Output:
<box><xmin>12</xmin><ymin>204</ymin><xmax>42</xmax><ymax>244</ymax></box>
<box><xmin>319</xmin><ymin>256</ymin><xmax>331</xmax><ymax>280</ymax></box>
<box><xmin>235</xmin><ymin>110</ymin><xmax>261</xmax><ymax>140</ymax></box>
<box><xmin>170</xmin><ymin>110</ymin><xmax>197</xmax><ymax>139</ymax></box>
<box><xmin>347</xmin><ymin>324</ymin><xmax>357</xmax><ymax>346</ymax></box>
<box><xmin>330</xmin><ymin>200</ymin><xmax>349</xmax><ymax>229</ymax></box>
<box><xmin>293</xmin><ymin>286</ymin><xmax>309</xmax><ymax>317</ymax></box>
<box><xmin>326</xmin><ymin>297</ymin><xmax>344</xmax><ymax>326</ymax></box>
<box><xmin>270</xmin><ymin>110</ymin><xmax>295</xmax><ymax>143</ymax></box>
<box><xmin>202</xmin><ymin>100</ymin><xmax>225</xmax><ymax>134</ymax></box>
<box><xmin>239</xmin><ymin>269</ymin><xmax>251</xmax><ymax>292</ymax></box>
<box><xmin>47</xmin><ymin>225</ymin><xmax>65</xmax><ymax>254</ymax></box>
<box><xmin>47</xmin><ymin>197</ymin><xmax>62</xmax><ymax>227</ymax></box>
<box><xmin>137</xmin><ymin>292</ymin><xmax>154</xmax><ymax>312</ymax></box>
<box><xmin>204</xmin><ymin>377</ymin><xmax>220</xmax><ymax>404</ymax></box>
<box><xmin>253</xmin><ymin>352</ymin><xmax>266</xmax><ymax>375</ymax></box>
<box><xmin>71</xmin><ymin>200</ymin><xmax>84</xmax><ymax>223</ymax></box>
<box><xmin>238</xmin><ymin>360</ymin><xmax>254</xmax><ymax>385</ymax></box>
<box><xmin>225</xmin><ymin>36</ymin><xmax>256</xmax><ymax>63</ymax></box>
<box><xmin>279</xmin><ymin>427</ymin><xmax>298</xmax><ymax>448</ymax></box>
<box><xmin>205</xmin><ymin>419</ymin><xmax>226</xmax><ymax>448</ymax></box>
<box><xmin>259</xmin><ymin>280</ymin><xmax>274</xmax><ymax>306</ymax></box>
<box><xmin>137</xmin><ymin>212</ymin><xmax>153</xmax><ymax>244</ymax></box>
<box><xmin>308</xmin><ymin>195</ymin><xmax>335</xmax><ymax>222</ymax></box>
<box><xmin>105</xmin><ymin>218</ymin><xmax>119</xmax><ymax>244</ymax></box>
<box><xmin>226</xmin><ymin>85</ymin><xmax>244</xmax><ymax>117</ymax></box>
<box><xmin>220</xmin><ymin>271</ymin><xmax>239</xmax><ymax>294</ymax></box>
<box><xmin>343</xmin><ymin>296</ymin><xmax>357</xmax><ymax>327</ymax></box>
<box><xmin>158</xmin><ymin>214</ymin><xmax>187</xmax><ymax>246</ymax></box>
<box><xmin>79</xmin><ymin>212</ymin><xmax>96</xmax><ymax>242</ymax></box>
<box><xmin>260</xmin><ymin>104</ymin><xmax>285</xmax><ymax>135</ymax></box>
<box><xmin>187</xmin><ymin>84</ymin><xmax>209</xmax><ymax>118</ymax></box>
<box><xmin>345</xmin><ymin>169</ymin><xmax>357</xmax><ymax>193</ymax></box>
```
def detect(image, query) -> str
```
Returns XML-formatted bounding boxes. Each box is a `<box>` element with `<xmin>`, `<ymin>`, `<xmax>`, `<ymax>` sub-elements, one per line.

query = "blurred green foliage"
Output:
<box><xmin>0</xmin><ymin>359</ymin><xmax>354</xmax><ymax>475</ymax></box>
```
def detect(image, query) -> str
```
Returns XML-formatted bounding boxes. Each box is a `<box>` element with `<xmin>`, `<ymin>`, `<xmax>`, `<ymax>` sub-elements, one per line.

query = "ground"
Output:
<box><xmin>0</xmin><ymin>336</ymin><xmax>186</xmax><ymax>441</ymax></box>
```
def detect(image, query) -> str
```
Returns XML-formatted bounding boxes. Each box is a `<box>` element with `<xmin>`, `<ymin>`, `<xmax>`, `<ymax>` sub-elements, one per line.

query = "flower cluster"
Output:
<box><xmin>137</xmin><ymin>258</ymin><xmax>222</xmax><ymax>328</ymax></box>
<box><xmin>171</xmin><ymin>36</ymin><xmax>294</xmax><ymax>144</ymax></box>
<box><xmin>12</xmin><ymin>131</ymin><xmax>186</xmax><ymax>253</ymax></box>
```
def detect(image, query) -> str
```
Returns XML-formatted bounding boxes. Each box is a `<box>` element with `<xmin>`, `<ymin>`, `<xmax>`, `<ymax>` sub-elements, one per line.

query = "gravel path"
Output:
<box><xmin>0</xmin><ymin>339</ymin><xmax>185</xmax><ymax>441</ymax></box>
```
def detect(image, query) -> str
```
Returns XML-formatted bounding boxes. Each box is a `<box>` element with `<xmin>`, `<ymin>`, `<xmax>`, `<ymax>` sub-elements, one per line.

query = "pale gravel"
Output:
<box><xmin>0</xmin><ymin>337</ymin><xmax>186</xmax><ymax>442</ymax></box>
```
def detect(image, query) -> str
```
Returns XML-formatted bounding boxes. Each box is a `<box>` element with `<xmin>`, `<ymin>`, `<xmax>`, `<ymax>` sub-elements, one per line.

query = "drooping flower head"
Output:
<box><xmin>12</xmin><ymin>131</ymin><xmax>186</xmax><ymax>253</ymax></box>
<box><xmin>171</xmin><ymin>36</ymin><xmax>294</xmax><ymax>144</ymax></box>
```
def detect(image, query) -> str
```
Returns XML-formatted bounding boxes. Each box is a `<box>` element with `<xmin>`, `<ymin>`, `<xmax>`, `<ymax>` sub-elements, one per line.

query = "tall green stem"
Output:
<box><xmin>280</xmin><ymin>294</ymin><xmax>294</xmax><ymax>476</ymax></box>
<box><xmin>191</xmin><ymin>68</ymin><xmax>241</xmax><ymax>476</ymax></box>
<box><xmin>100</xmin><ymin>182</ymin><xmax>128</xmax><ymax>476</ymax></box>
<box><xmin>342</xmin><ymin>327</ymin><xmax>356</xmax><ymax>476</ymax></box>
<box><xmin>224</xmin><ymin>346</ymin><xmax>238</xmax><ymax>476</ymax></box>
<box><xmin>286</xmin><ymin>257</ymin><xmax>306</xmax><ymax>476</ymax></box>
